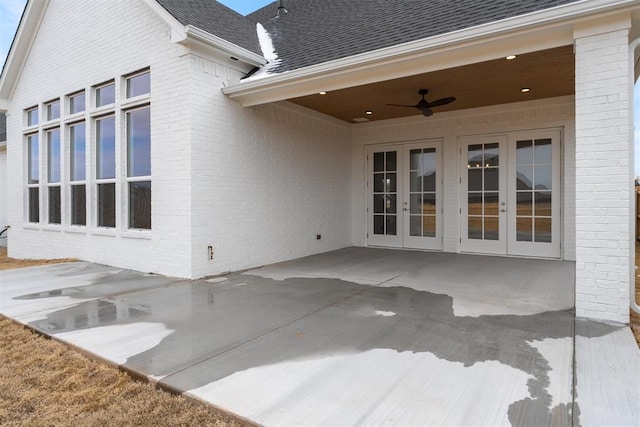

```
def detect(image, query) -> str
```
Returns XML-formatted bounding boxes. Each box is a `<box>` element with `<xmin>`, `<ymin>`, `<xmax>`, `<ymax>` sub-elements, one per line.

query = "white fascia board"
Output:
<box><xmin>0</xmin><ymin>99</ymin><xmax>9</xmax><ymax>112</ymax></box>
<box><xmin>143</xmin><ymin>0</ymin><xmax>267</xmax><ymax>67</ymax></box>
<box><xmin>0</xmin><ymin>0</ymin><xmax>49</xmax><ymax>100</ymax></box>
<box><xmin>183</xmin><ymin>26</ymin><xmax>267</xmax><ymax>67</ymax></box>
<box><xmin>223</xmin><ymin>0</ymin><xmax>640</xmax><ymax>106</ymax></box>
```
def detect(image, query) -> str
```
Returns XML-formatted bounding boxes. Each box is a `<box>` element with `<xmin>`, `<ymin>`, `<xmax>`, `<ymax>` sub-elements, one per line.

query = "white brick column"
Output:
<box><xmin>574</xmin><ymin>16</ymin><xmax>631</xmax><ymax>323</ymax></box>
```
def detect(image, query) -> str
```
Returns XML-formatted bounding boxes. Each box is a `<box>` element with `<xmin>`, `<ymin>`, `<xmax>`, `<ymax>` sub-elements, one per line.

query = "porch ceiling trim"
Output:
<box><xmin>223</xmin><ymin>0</ymin><xmax>639</xmax><ymax>107</ymax></box>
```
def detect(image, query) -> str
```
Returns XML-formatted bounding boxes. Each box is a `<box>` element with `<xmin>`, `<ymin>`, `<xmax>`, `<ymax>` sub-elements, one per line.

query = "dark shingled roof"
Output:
<box><xmin>156</xmin><ymin>0</ymin><xmax>262</xmax><ymax>55</ymax></box>
<box><xmin>247</xmin><ymin>0</ymin><xmax>582</xmax><ymax>73</ymax></box>
<box><xmin>155</xmin><ymin>1</ymin><xmax>583</xmax><ymax>74</ymax></box>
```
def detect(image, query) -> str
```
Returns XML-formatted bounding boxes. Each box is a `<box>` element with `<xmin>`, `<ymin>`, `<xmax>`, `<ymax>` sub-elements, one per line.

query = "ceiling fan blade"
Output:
<box><xmin>426</xmin><ymin>96</ymin><xmax>456</xmax><ymax>108</ymax></box>
<box><xmin>386</xmin><ymin>103</ymin><xmax>419</xmax><ymax>108</ymax></box>
<box><xmin>422</xmin><ymin>108</ymin><xmax>434</xmax><ymax>117</ymax></box>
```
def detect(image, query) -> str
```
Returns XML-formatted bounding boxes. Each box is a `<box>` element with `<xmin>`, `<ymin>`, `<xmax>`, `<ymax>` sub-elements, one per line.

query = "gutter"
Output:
<box><xmin>223</xmin><ymin>0</ymin><xmax>640</xmax><ymax>103</ymax></box>
<box><xmin>183</xmin><ymin>25</ymin><xmax>267</xmax><ymax>67</ymax></box>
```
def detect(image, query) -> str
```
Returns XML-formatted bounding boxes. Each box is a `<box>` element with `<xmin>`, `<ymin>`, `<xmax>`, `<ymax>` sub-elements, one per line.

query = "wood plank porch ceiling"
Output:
<box><xmin>288</xmin><ymin>45</ymin><xmax>575</xmax><ymax>123</ymax></box>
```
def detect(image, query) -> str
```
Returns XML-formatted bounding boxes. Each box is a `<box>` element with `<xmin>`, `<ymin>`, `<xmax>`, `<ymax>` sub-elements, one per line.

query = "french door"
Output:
<box><xmin>367</xmin><ymin>140</ymin><xmax>442</xmax><ymax>250</ymax></box>
<box><xmin>460</xmin><ymin>130</ymin><xmax>561</xmax><ymax>258</ymax></box>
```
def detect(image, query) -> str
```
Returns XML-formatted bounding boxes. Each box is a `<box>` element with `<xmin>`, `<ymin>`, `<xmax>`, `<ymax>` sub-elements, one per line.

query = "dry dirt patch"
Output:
<box><xmin>0</xmin><ymin>317</ymin><xmax>239</xmax><ymax>427</ymax></box>
<box><xmin>632</xmin><ymin>247</ymin><xmax>640</xmax><ymax>347</ymax></box>
<box><xmin>0</xmin><ymin>247</ymin><xmax>75</xmax><ymax>270</ymax></box>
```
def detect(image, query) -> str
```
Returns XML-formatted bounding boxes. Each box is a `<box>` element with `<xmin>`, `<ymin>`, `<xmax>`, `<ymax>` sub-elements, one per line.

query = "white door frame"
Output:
<box><xmin>366</xmin><ymin>139</ymin><xmax>443</xmax><ymax>250</ymax></box>
<box><xmin>459</xmin><ymin>129</ymin><xmax>562</xmax><ymax>258</ymax></box>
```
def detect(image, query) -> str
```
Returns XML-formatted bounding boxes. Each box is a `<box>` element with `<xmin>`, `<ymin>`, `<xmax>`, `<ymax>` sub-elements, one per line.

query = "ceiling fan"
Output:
<box><xmin>387</xmin><ymin>89</ymin><xmax>456</xmax><ymax>117</ymax></box>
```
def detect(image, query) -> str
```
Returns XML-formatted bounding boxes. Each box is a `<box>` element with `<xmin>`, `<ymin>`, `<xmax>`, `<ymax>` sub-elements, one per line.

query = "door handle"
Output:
<box><xmin>500</xmin><ymin>209</ymin><xmax>506</xmax><ymax>212</ymax></box>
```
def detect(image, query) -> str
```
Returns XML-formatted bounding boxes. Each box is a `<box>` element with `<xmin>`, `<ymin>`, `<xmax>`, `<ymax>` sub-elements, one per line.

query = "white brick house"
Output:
<box><xmin>0</xmin><ymin>0</ymin><xmax>639</xmax><ymax>323</ymax></box>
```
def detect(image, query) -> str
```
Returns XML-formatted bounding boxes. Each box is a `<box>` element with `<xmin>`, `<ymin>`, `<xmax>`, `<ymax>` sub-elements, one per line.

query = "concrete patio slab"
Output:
<box><xmin>1</xmin><ymin>248</ymin><xmax>638</xmax><ymax>426</ymax></box>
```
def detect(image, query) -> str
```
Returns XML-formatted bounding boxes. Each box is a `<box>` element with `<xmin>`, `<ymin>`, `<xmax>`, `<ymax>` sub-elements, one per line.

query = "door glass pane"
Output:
<box><xmin>468</xmin><ymin>144</ymin><xmax>483</xmax><ymax>167</ymax></box>
<box><xmin>386</xmin><ymin>216</ymin><xmax>397</xmax><ymax>235</ymax></box>
<box><xmin>373</xmin><ymin>215</ymin><xmax>384</xmax><ymax>234</ymax></box>
<box><xmin>373</xmin><ymin>152</ymin><xmax>384</xmax><ymax>172</ymax></box>
<box><xmin>484</xmin><ymin>168</ymin><xmax>498</xmax><ymax>191</ymax></box>
<box><xmin>422</xmin><ymin>193</ymin><xmax>436</xmax><ymax>215</ymax></box>
<box><xmin>373</xmin><ymin>173</ymin><xmax>384</xmax><ymax>192</ymax></box>
<box><xmin>410</xmin><ymin>171</ymin><xmax>421</xmax><ymax>192</ymax></box>
<box><xmin>534</xmin><ymin>139</ymin><xmax>552</xmax><ymax>164</ymax></box>
<box><xmin>534</xmin><ymin>166</ymin><xmax>552</xmax><ymax>190</ymax></box>
<box><xmin>484</xmin><ymin>144</ymin><xmax>499</xmax><ymax>166</ymax></box>
<box><xmin>516</xmin><ymin>140</ymin><xmax>533</xmax><ymax>165</ymax></box>
<box><xmin>373</xmin><ymin>194</ymin><xmax>384</xmax><ymax>213</ymax></box>
<box><xmin>535</xmin><ymin>192</ymin><xmax>552</xmax><ymax>216</ymax></box>
<box><xmin>516</xmin><ymin>166</ymin><xmax>533</xmax><ymax>190</ymax></box>
<box><xmin>468</xmin><ymin>216</ymin><xmax>482</xmax><ymax>239</ymax></box>
<box><xmin>468</xmin><ymin>193</ymin><xmax>482</xmax><ymax>215</ymax></box>
<box><xmin>423</xmin><ymin>216</ymin><xmax>436</xmax><ymax>237</ymax></box>
<box><xmin>386</xmin><ymin>152</ymin><xmax>397</xmax><ymax>171</ymax></box>
<box><xmin>484</xmin><ymin>217</ymin><xmax>499</xmax><ymax>240</ymax></box>
<box><xmin>484</xmin><ymin>193</ymin><xmax>499</xmax><ymax>216</ymax></box>
<box><xmin>535</xmin><ymin>218</ymin><xmax>552</xmax><ymax>243</ymax></box>
<box><xmin>386</xmin><ymin>194</ymin><xmax>397</xmax><ymax>214</ymax></box>
<box><xmin>468</xmin><ymin>169</ymin><xmax>482</xmax><ymax>192</ymax></box>
<box><xmin>410</xmin><ymin>216</ymin><xmax>421</xmax><ymax>236</ymax></box>
<box><xmin>517</xmin><ymin>217</ymin><xmax>533</xmax><ymax>242</ymax></box>
<box><xmin>516</xmin><ymin>192</ymin><xmax>533</xmax><ymax>216</ymax></box>
<box><xmin>410</xmin><ymin>194</ymin><xmax>422</xmax><ymax>214</ymax></box>
<box><xmin>385</xmin><ymin>173</ymin><xmax>397</xmax><ymax>192</ymax></box>
<box><xmin>409</xmin><ymin>149</ymin><xmax>421</xmax><ymax>170</ymax></box>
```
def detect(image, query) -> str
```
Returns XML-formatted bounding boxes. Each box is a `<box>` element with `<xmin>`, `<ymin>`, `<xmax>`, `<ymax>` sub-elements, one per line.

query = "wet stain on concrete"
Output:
<box><xmin>17</xmin><ymin>270</ymin><xmax>618</xmax><ymax>426</ymax></box>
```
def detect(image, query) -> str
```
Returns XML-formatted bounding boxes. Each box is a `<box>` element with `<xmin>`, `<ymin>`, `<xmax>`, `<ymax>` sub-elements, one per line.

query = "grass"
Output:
<box><xmin>631</xmin><ymin>247</ymin><xmax>640</xmax><ymax>347</ymax></box>
<box><xmin>0</xmin><ymin>249</ymin><xmax>240</xmax><ymax>426</ymax></box>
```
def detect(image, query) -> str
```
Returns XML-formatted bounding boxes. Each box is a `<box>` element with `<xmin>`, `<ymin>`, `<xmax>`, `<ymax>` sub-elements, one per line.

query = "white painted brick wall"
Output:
<box><xmin>6</xmin><ymin>0</ymin><xmax>194</xmax><ymax>277</ymax></box>
<box><xmin>574</xmin><ymin>29</ymin><xmax>631</xmax><ymax>323</ymax></box>
<box><xmin>351</xmin><ymin>96</ymin><xmax>576</xmax><ymax>260</ymax></box>
<box><xmin>187</xmin><ymin>55</ymin><xmax>353</xmax><ymax>277</ymax></box>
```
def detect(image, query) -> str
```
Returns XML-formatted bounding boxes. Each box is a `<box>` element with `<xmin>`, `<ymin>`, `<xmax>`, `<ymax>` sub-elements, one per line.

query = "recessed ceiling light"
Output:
<box><xmin>318</xmin><ymin>91</ymin><xmax>327</xmax><ymax>95</ymax></box>
<box><xmin>365</xmin><ymin>111</ymin><xmax>373</xmax><ymax>115</ymax></box>
<box><xmin>521</xmin><ymin>88</ymin><xmax>531</xmax><ymax>93</ymax></box>
<box><xmin>506</xmin><ymin>55</ymin><xmax>517</xmax><ymax>60</ymax></box>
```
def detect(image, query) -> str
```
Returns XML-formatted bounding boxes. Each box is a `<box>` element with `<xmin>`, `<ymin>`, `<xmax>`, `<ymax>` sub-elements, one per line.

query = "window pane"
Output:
<box><xmin>27</xmin><ymin>134</ymin><xmax>39</xmax><ymax>184</ymax></box>
<box><xmin>28</xmin><ymin>188</ymin><xmax>39</xmax><ymax>223</ymax></box>
<box><xmin>373</xmin><ymin>215</ymin><xmax>384</xmax><ymax>234</ymax></box>
<box><xmin>129</xmin><ymin>181</ymin><xmax>151</xmax><ymax>229</ymax></box>
<box><xmin>534</xmin><ymin>165</ymin><xmax>552</xmax><ymax>190</ymax></box>
<box><xmin>535</xmin><ymin>192</ymin><xmax>552</xmax><ymax>217</ymax></box>
<box><xmin>48</xmin><ymin>187</ymin><xmax>61</xmax><ymax>224</ymax></box>
<box><xmin>127</xmin><ymin>107</ymin><xmax>151</xmax><ymax>177</ymax></box>
<box><xmin>373</xmin><ymin>194</ymin><xmax>384</xmax><ymax>213</ymax></box>
<box><xmin>385</xmin><ymin>151</ymin><xmax>397</xmax><ymax>171</ymax></box>
<box><xmin>517</xmin><ymin>217</ymin><xmax>533</xmax><ymax>242</ymax></box>
<box><xmin>127</xmin><ymin>72</ymin><xmax>150</xmax><ymax>98</ymax></box>
<box><xmin>484</xmin><ymin>217</ymin><xmax>499</xmax><ymax>241</ymax></box>
<box><xmin>385</xmin><ymin>215</ymin><xmax>397</xmax><ymax>235</ymax></box>
<box><xmin>70</xmin><ymin>92</ymin><xmax>85</xmax><ymax>114</ymax></box>
<box><xmin>70</xmin><ymin>123</ymin><xmax>86</xmax><ymax>181</ymax></box>
<box><xmin>27</xmin><ymin>108</ymin><xmax>38</xmax><ymax>126</ymax></box>
<box><xmin>535</xmin><ymin>218</ymin><xmax>552</xmax><ymax>243</ymax></box>
<box><xmin>410</xmin><ymin>215</ymin><xmax>421</xmax><ymax>236</ymax></box>
<box><xmin>534</xmin><ymin>139</ymin><xmax>552</xmax><ymax>164</ymax></box>
<box><xmin>468</xmin><ymin>216</ymin><xmax>482</xmax><ymax>239</ymax></box>
<box><xmin>423</xmin><ymin>215</ymin><xmax>436</xmax><ymax>237</ymax></box>
<box><xmin>96</xmin><ymin>116</ymin><xmax>116</xmax><ymax>179</ymax></box>
<box><xmin>98</xmin><ymin>183</ymin><xmax>116</xmax><ymax>227</ymax></box>
<box><xmin>516</xmin><ymin>140</ymin><xmax>533</xmax><ymax>165</ymax></box>
<box><xmin>46</xmin><ymin>100</ymin><xmax>60</xmax><ymax>121</ymax></box>
<box><xmin>71</xmin><ymin>184</ymin><xmax>86</xmax><ymax>226</ymax></box>
<box><xmin>373</xmin><ymin>152</ymin><xmax>384</xmax><ymax>172</ymax></box>
<box><xmin>96</xmin><ymin>83</ymin><xmax>115</xmax><ymax>107</ymax></box>
<box><xmin>47</xmin><ymin>129</ymin><xmax>61</xmax><ymax>183</ymax></box>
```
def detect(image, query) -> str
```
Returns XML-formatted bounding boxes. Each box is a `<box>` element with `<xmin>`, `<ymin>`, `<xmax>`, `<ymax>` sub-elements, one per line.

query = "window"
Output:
<box><xmin>70</xmin><ymin>122</ymin><xmax>86</xmax><ymax>225</ymax></box>
<box><xmin>69</xmin><ymin>92</ymin><xmax>85</xmax><ymax>115</ymax></box>
<box><xmin>126</xmin><ymin>70</ymin><xmax>150</xmax><ymax>98</ymax></box>
<box><xmin>126</xmin><ymin>106</ymin><xmax>151</xmax><ymax>229</ymax></box>
<box><xmin>26</xmin><ymin>107</ymin><xmax>38</xmax><ymax>126</ymax></box>
<box><xmin>46</xmin><ymin>100</ymin><xmax>60</xmax><ymax>121</ymax></box>
<box><xmin>47</xmin><ymin>128</ymin><xmax>61</xmax><ymax>224</ymax></box>
<box><xmin>96</xmin><ymin>115</ymin><xmax>116</xmax><ymax>227</ymax></box>
<box><xmin>95</xmin><ymin>82</ymin><xmax>115</xmax><ymax>107</ymax></box>
<box><xmin>26</xmin><ymin>134</ymin><xmax>39</xmax><ymax>223</ymax></box>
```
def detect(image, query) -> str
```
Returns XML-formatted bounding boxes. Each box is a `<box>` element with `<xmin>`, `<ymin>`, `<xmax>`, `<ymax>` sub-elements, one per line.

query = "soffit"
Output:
<box><xmin>287</xmin><ymin>45</ymin><xmax>575</xmax><ymax>123</ymax></box>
